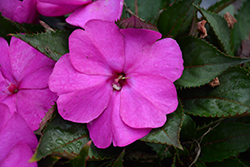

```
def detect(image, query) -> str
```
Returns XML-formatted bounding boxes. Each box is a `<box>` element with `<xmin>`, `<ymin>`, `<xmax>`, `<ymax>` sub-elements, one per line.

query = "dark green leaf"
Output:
<box><xmin>37</xmin><ymin>156</ymin><xmax>60</xmax><ymax>167</ymax></box>
<box><xmin>207</xmin><ymin>0</ymin><xmax>237</xmax><ymax>13</ymax></box>
<box><xmin>146</xmin><ymin>143</ymin><xmax>173</xmax><ymax>158</ymax></box>
<box><xmin>31</xmin><ymin>113</ymin><xmax>90</xmax><ymax>161</ymax></box>
<box><xmin>12</xmin><ymin>30</ymin><xmax>71</xmax><ymax>61</ymax></box>
<box><xmin>141</xmin><ymin>103</ymin><xmax>183</xmax><ymax>149</ymax></box>
<box><xmin>200</xmin><ymin>122</ymin><xmax>250</xmax><ymax>162</ymax></box>
<box><xmin>0</xmin><ymin>13</ymin><xmax>44</xmax><ymax>41</ymax></box>
<box><xmin>88</xmin><ymin>144</ymin><xmax>123</xmax><ymax>160</ymax></box>
<box><xmin>175</xmin><ymin>36</ymin><xmax>250</xmax><ymax>88</ymax></box>
<box><xmin>157</xmin><ymin>0</ymin><xmax>201</xmax><ymax>38</ymax></box>
<box><xmin>66</xmin><ymin>141</ymin><xmax>91</xmax><ymax>167</ymax></box>
<box><xmin>122</xmin><ymin>0</ymin><xmax>162</xmax><ymax>23</ymax></box>
<box><xmin>231</xmin><ymin>0</ymin><xmax>250</xmax><ymax>55</ymax></box>
<box><xmin>111</xmin><ymin>149</ymin><xmax>125</xmax><ymax>167</ymax></box>
<box><xmin>182</xmin><ymin>67</ymin><xmax>250</xmax><ymax>117</ymax></box>
<box><xmin>194</xmin><ymin>160</ymin><xmax>206</xmax><ymax>167</ymax></box>
<box><xmin>206</xmin><ymin>158</ymin><xmax>247</xmax><ymax>167</ymax></box>
<box><xmin>194</xmin><ymin>4</ymin><xmax>234</xmax><ymax>56</ymax></box>
<box><xmin>180</xmin><ymin>114</ymin><xmax>196</xmax><ymax>140</ymax></box>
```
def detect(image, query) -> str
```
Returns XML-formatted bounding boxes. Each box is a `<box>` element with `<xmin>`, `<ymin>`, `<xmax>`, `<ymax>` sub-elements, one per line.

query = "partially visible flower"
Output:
<box><xmin>49</xmin><ymin>20</ymin><xmax>184</xmax><ymax>148</ymax></box>
<box><xmin>0</xmin><ymin>37</ymin><xmax>58</xmax><ymax>130</ymax></box>
<box><xmin>0</xmin><ymin>103</ymin><xmax>38</xmax><ymax>167</ymax></box>
<box><xmin>0</xmin><ymin>0</ymin><xmax>39</xmax><ymax>24</ymax></box>
<box><xmin>37</xmin><ymin>0</ymin><xmax>123</xmax><ymax>28</ymax></box>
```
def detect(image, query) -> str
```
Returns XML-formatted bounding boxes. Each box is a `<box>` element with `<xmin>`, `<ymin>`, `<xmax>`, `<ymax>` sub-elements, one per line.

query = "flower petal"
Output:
<box><xmin>120</xmin><ymin>74</ymin><xmax>178</xmax><ymax>128</ymax></box>
<box><xmin>121</xmin><ymin>29</ymin><xmax>184</xmax><ymax>82</ymax></box>
<box><xmin>0</xmin><ymin>103</ymin><xmax>11</xmax><ymax>132</ymax></box>
<box><xmin>0</xmin><ymin>0</ymin><xmax>21</xmax><ymax>21</ymax></box>
<box><xmin>120</xmin><ymin>28</ymin><xmax>161</xmax><ymax>72</ymax></box>
<box><xmin>69</xmin><ymin>21</ymin><xmax>124</xmax><ymax>75</ymax></box>
<box><xmin>17</xmin><ymin>89</ymin><xmax>57</xmax><ymax>130</ymax></box>
<box><xmin>87</xmin><ymin>91</ymin><xmax>151</xmax><ymax>148</ymax></box>
<box><xmin>38</xmin><ymin>0</ymin><xmax>91</xmax><ymax>6</ymax></box>
<box><xmin>9</xmin><ymin>37</ymin><xmax>55</xmax><ymax>83</ymax></box>
<box><xmin>14</xmin><ymin>0</ymin><xmax>39</xmax><ymax>23</ymax></box>
<box><xmin>19</xmin><ymin>66</ymin><xmax>54</xmax><ymax>89</ymax></box>
<box><xmin>0</xmin><ymin>112</ymin><xmax>38</xmax><ymax>162</ymax></box>
<box><xmin>57</xmin><ymin>81</ymin><xmax>112</xmax><ymax>123</ymax></box>
<box><xmin>49</xmin><ymin>54</ymin><xmax>108</xmax><ymax>95</ymax></box>
<box><xmin>66</xmin><ymin>0</ymin><xmax>123</xmax><ymax>28</ymax></box>
<box><xmin>0</xmin><ymin>38</ymin><xmax>14</xmax><ymax>83</ymax></box>
<box><xmin>1</xmin><ymin>94</ymin><xmax>17</xmax><ymax>114</ymax></box>
<box><xmin>37</xmin><ymin>2</ymin><xmax>79</xmax><ymax>16</ymax></box>
<box><xmin>0</xmin><ymin>143</ymin><xmax>37</xmax><ymax>167</ymax></box>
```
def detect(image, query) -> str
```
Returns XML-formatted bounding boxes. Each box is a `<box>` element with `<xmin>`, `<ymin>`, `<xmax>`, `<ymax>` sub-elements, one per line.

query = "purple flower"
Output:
<box><xmin>0</xmin><ymin>37</ymin><xmax>58</xmax><ymax>130</ymax></box>
<box><xmin>0</xmin><ymin>103</ymin><xmax>38</xmax><ymax>167</ymax></box>
<box><xmin>0</xmin><ymin>0</ymin><xmax>39</xmax><ymax>24</ymax></box>
<box><xmin>37</xmin><ymin>0</ymin><xmax>123</xmax><ymax>28</ymax></box>
<box><xmin>49</xmin><ymin>20</ymin><xmax>184</xmax><ymax>148</ymax></box>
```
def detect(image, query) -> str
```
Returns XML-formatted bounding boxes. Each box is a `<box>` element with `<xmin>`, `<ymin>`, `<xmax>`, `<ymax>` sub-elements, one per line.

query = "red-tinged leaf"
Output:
<box><xmin>117</xmin><ymin>16</ymin><xmax>158</xmax><ymax>31</ymax></box>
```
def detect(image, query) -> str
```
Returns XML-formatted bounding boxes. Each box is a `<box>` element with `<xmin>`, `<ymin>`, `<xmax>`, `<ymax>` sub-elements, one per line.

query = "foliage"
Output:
<box><xmin>1</xmin><ymin>0</ymin><xmax>250</xmax><ymax>166</ymax></box>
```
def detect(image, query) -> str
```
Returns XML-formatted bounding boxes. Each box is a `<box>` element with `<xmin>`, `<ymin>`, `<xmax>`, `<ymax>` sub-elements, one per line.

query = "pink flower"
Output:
<box><xmin>0</xmin><ymin>0</ymin><xmax>39</xmax><ymax>24</ymax></box>
<box><xmin>37</xmin><ymin>0</ymin><xmax>123</xmax><ymax>28</ymax></box>
<box><xmin>0</xmin><ymin>103</ymin><xmax>38</xmax><ymax>167</ymax></box>
<box><xmin>49</xmin><ymin>20</ymin><xmax>184</xmax><ymax>148</ymax></box>
<box><xmin>0</xmin><ymin>37</ymin><xmax>58</xmax><ymax>130</ymax></box>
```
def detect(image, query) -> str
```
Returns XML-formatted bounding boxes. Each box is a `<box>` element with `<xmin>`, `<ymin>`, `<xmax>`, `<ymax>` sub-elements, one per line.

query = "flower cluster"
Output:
<box><xmin>0</xmin><ymin>0</ymin><xmax>183</xmax><ymax>162</ymax></box>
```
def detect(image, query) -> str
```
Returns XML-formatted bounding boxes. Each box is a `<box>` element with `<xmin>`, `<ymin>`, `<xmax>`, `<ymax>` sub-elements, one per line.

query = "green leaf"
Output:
<box><xmin>206</xmin><ymin>158</ymin><xmax>247</xmax><ymax>167</ymax></box>
<box><xmin>122</xmin><ymin>0</ymin><xmax>162</xmax><ymax>23</ymax></box>
<box><xmin>66</xmin><ymin>141</ymin><xmax>91</xmax><ymax>167</ymax></box>
<box><xmin>175</xmin><ymin>36</ymin><xmax>250</xmax><ymax>88</ymax></box>
<box><xmin>141</xmin><ymin>103</ymin><xmax>183</xmax><ymax>149</ymax></box>
<box><xmin>12</xmin><ymin>30</ymin><xmax>71</xmax><ymax>61</ymax></box>
<box><xmin>231</xmin><ymin>0</ymin><xmax>250</xmax><ymax>55</ymax></box>
<box><xmin>111</xmin><ymin>149</ymin><xmax>125</xmax><ymax>167</ymax></box>
<box><xmin>194</xmin><ymin>4</ymin><xmax>234</xmax><ymax>56</ymax></box>
<box><xmin>207</xmin><ymin>0</ymin><xmax>237</xmax><ymax>13</ymax></box>
<box><xmin>180</xmin><ymin>114</ymin><xmax>196</xmax><ymax>140</ymax></box>
<box><xmin>0</xmin><ymin>13</ymin><xmax>44</xmax><ymax>41</ymax></box>
<box><xmin>88</xmin><ymin>144</ymin><xmax>123</xmax><ymax>160</ymax></box>
<box><xmin>31</xmin><ymin>112</ymin><xmax>90</xmax><ymax>161</ymax></box>
<box><xmin>157</xmin><ymin>0</ymin><xmax>201</xmax><ymax>38</ymax></box>
<box><xmin>182</xmin><ymin>66</ymin><xmax>250</xmax><ymax>117</ymax></box>
<box><xmin>200</xmin><ymin>122</ymin><xmax>250</xmax><ymax>162</ymax></box>
<box><xmin>146</xmin><ymin>143</ymin><xmax>173</xmax><ymax>158</ymax></box>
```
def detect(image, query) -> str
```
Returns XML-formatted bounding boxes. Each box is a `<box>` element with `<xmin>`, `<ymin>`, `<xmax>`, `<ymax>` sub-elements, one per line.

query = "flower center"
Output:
<box><xmin>112</xmin><ymin>74</ymin><xmax>128</xmax><ymax>91</ymax></box>
<box><xmin>7</xmin><ymin>83</ymin><xmax>18</xmax><ymax>94</ymax></box>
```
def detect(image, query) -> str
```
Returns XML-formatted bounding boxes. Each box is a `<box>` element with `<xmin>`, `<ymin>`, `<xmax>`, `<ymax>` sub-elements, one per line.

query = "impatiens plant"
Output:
<box><xmin>0</xmin><ymin>103</ymin><xmax>38</xmax><ymax>167</ymax></box>
<box><xmin>37</xmin><ymin>0</ymin><xmax>124</xmax><ymax>28</ymax></box>
<box><xmin>0</xmin><ymin>37</ymin><xmax>58</xmax><ymax>130</ymax></box>
<box><xmin>48</xmin><ymin>20</ymin><xmax>183</xmax><ymax>148</ymax></box>
<box><xmin>1</xmin><ymin>0</ymin><xmax>250</xmax><ymax>166</ymax></box>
